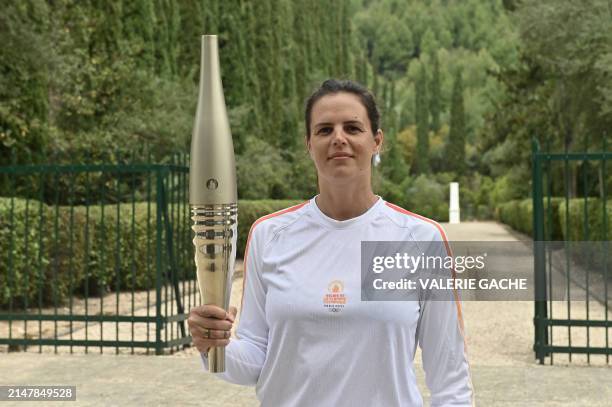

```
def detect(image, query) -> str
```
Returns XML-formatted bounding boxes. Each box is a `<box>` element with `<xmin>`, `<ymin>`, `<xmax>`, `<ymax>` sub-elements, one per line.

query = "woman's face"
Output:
<box><xmin>307</xmin><ymin>92</ymin><xmax>383</xmax><ymax>185</ymax></box>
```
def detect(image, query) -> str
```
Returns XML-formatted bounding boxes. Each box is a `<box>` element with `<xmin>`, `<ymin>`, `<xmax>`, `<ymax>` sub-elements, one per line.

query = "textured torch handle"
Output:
<box><xmin>208</xmin><ymin>347</ymin><xmax>226</xmax><ymax>372</ymax></box>
<box><xmin>192</xmin><ymin>203</ymin><xmax>237</xmax><ymax>373</ymax></box>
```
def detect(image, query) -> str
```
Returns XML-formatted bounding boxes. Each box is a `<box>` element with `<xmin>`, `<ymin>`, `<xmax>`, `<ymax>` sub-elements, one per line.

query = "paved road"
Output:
<box><xmin>1</xmin><ymin>222</ymin><xmax>610</xmax><ymax>406</ymax></box>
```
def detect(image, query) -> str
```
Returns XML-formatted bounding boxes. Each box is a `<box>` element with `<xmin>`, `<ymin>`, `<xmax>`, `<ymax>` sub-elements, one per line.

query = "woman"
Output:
<box><xmin>188</xmin><ymin>79</ymin><xmax>474</xmax><ymax>406</ymax></box>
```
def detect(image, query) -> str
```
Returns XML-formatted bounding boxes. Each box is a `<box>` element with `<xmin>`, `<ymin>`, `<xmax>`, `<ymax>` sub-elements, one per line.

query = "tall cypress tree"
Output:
<box><xmin>91</xmin><ymin>0</ymin><xmax>123</xmax><ymax>60</ymax></box>
<box><xmin>341</xmin><ymin>0</ymin><xmax>352</xmax><ymax>78</ymax></box>
<box><xmin>243</xmin><ymin>0</ymin><xmax>263</xmax><ymax>140</ymax></box>
<box><xmin>293</xmin><ymin>0</ymin><xmax>309</xmax><ymax>101</ymax></box>
<box><xmin>0</xmin><ymin>0</ymin><xmax>52</xmax><ymax>165</ymax></box>
<box><xmin>153</xmin><ymin>0</ymin><xmax>172</xmax><ymax>76</ymax></box>
<box><xmin>251</xmin><ymin>0</ymin><xmax>276</xmax><ymax>145</ymax></box>
<box><xmin>382</xmin><ymin>81</ymin><xmax>389</xmax><ymax>112</ymax></box>
<box><xmin>176</xmin><ymin>0</ymin><xmax>205</xmax><ymax>79</ymax></box>
<box><xmin>429</xmin><ymin>52</ymin><xmax>441</xmax><ymax>132</ymax></box>
<box><xmin>123</xmin><ymin>0</ymin><xmax>155</xmax><ymax>69</ymax></box>
<box><xmin>447</xmin><ymin>69</ymin><xmax>466</xmax><ymax>174</ymax></box>
<box><xmin>355</xmin><ymin>49</ymin><xmax>367</xmax><ymax>85</ymax></box>
<box><xmin>269</xmin><ymin>0</ymin><xmax>283</xmax><ymax>147</ymax></box>
<box><xmin>303</xmin><ymin>0</ymin><xmax>316</xmax><ymax>80</ymax></box>
<box><xmin>167</xmin><ymin>0</ymin><xmax>180</xmax><ymax>76</ymax></box>
<box><xmin>381</xmin><ymin>133</ymin><xmax>409</xmax><ymax>184</ymax></box>
<box><xmin>333</xmin><ymin>0</ymin><xmax>342</xmax><ymax>77</ymax></box>
<box><xmin>205</xmin><ymin>0</ymin><xmax>219</xmax><ymax>34</ymax></box>
<box><xmin>388</xmin><ymin>79</ymin><xmax>397</xmax><ymax>134</ymax></box>
<box><xmin>372</xmin><ymin>66</ymin><xmax>379</xmax><ymax>99</ymax></box>
<box><xmin>220</xmin><ymin>0</ymin><xmax>245</xmax><ymax>107</ymax></box>
<box><xmin>414</xmin><ymin>63</ymin><xmax>429</xmax><ymax>173</ymax></box>
<box><xmin>279</xmin><ymin>0</ymin><xmax>298</xmax><ymax>152</ymax></box>
<box><xmin>327</xmin><ymin>0</ymin><xmax>338</xmax><ymax>76</ymax></box>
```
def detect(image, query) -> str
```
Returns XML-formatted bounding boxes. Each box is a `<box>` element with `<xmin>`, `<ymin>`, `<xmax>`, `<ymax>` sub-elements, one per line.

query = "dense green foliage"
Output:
<box><xmin>2</xmin><ymin>0</ymin><xmax>611</xmax><ymax>219</ymax></box>
<box><xmin>0</xmin><ymin>197</ymin><xmax>169</xmax><ymax>307</ymax></box>
<box><xmin>480</xmin><ymin>0</ymin><xmax>612</xmax><ymax>201</ymax></box>
<box><xmin>446</xmin><ymin>70</ymin><xmax>466</xmax><ymax>174</ymax></box>
<box><xmin>429</xmin><ymin>53</ymin><xmax>441</xmax><ymax>133</ymax></box>
<box><xmin>559</xmin><ymin>198</ymin><xmax>612</xmax><ymax>242</ymax></box>
<box><xmin>496</xmin><ymin>197</ymin><xmax>612</xmax><ymax>242</ymax></box>
<box><xmin>496</xmin><ymin>198</ymin><xmax>563</xmax><ymax>240</ymax></box>
<box><xmin>1</xmin><ymin>0</ymin><xmax>357</xmax><ymax>201</ymax></box>
<box><xmin>5</xmin><ymin>0</ymin><xmax>612</xmax><ymax>319</ymax></box>
<box><xmin>354</xmin><ymin>0</ymin><xmax>521</xmax><ymax>215</ymax></box>
<box><xmin>356</xmin><ymin>0</ymin><xmax>611</xmax><ymax>217</ymax></box>
<box><xmin>414</xmin><ymin>63</ymin><xmax>429</xmax><ymax>174</ymax></box>
<box><xmin>0</xmin><ymin>197</ymin><xmax>50</xmax><ymax>307</ymax></box>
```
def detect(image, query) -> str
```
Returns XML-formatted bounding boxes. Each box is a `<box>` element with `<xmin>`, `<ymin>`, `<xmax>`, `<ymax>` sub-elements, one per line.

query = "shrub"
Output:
<box><xmin>373</xmin><ymin>174</ymin><xmax>409</xmax><ymax>210</ymax></box>
<box><xmin>497</xmin><ymin>197</ymin><xmax>586</xmax><ymax>240</ymax></box>
<box><xmin>558</xmin><ymin>198</ymin><xmax>612</xmax><ymax>241</ymax></box>
<box><xmin>558</xmin><ymin>198</ymin><xmax>612</xmax><ymax>274</ymax></box>
<box><xmin>0</xmin><ymin>197</ymin><xmax>52</xmax><ymax>307</ymax></box>
<box><xmin>0</xmin><ymin>198</ymin><xmax>165</xmax><ymax>307</ymax></box>
<box><xmin>236</xmin><ymin>138</ymin><xmax>293</xmax><ymax>199</ymax></box>
<box><xmin>463</xmin><ymin>174</ymin><xmax>495</xmax><ymax>219</ymax></box>
<box><xmin>69</xmin><ymin>204</ymin><xmax>163</xmax><ymax>294</ymax></box>
<box><xmin>404</xmin><ymin>174</ymin><xmax>449</xmax><ymax>222</ymax></box>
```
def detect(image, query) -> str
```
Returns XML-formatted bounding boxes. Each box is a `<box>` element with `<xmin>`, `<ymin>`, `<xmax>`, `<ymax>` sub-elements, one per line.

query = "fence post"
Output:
<box><xmin>449</xmin><ymin>182</ymin><xmax>460</xmax><ymax>223</ymax></box>
<box><xmin>160</xmin><ymin>170</ymin><xmax>187</xmax><ymax>342</ymax></box>
<box><xmin>155</xmin><ymin>168</ymin><xmax>164</xmax><ymax>355</ymax></box>
<box><xmin>532</xmin><ymin>138</ymin><xmax>548</xmax><ymax>364</ymax></box>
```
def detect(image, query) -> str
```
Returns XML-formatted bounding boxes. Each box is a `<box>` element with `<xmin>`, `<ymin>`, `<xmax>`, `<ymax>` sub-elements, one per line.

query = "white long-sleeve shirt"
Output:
<box><xmin>201</xmin><ymin>196</ymin><xmax>474</xmax><ymax>406</ymax></box>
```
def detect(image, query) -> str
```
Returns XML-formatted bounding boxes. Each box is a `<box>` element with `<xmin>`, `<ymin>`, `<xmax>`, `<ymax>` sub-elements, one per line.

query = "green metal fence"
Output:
<box><xmin>532</xmin><ymin>139</ymin><xmax>612</xmax><ymax>364</ymax></box>
<box><xmin>0</xmin><ymin>156</ymin><xmax>197</xmax><ymax>354</ymax></box>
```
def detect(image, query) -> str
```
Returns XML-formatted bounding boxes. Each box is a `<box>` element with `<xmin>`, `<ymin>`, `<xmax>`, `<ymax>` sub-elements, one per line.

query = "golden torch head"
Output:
<box><xmin>189</xmin><ymin>35</ymin><xmax>237</xmax><ymax>205</ymax></box>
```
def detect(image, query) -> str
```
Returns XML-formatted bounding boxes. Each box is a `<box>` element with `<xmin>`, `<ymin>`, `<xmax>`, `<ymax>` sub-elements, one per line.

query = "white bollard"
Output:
<box><xmin>449</xmin><ymin>182</ymin><xmax>460</xmax><ymax>224</ymax></box>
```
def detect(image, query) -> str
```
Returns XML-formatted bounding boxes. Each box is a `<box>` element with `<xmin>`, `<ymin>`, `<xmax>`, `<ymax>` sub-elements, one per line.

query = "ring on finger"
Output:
<box><xmin>204</xmin><ymin>328</ymin><xmax>211</xmax><ymax>339</ymax></box>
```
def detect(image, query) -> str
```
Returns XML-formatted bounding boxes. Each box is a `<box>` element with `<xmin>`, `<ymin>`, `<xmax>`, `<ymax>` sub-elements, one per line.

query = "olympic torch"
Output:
<box><xmin>190</xmin><ymin>35</ymin><xmax>237</xmax><ymax>373</ymax></box>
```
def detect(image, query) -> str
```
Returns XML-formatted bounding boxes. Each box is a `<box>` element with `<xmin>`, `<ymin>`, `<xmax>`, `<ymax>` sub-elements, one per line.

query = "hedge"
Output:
<box><xmin>0</xmin><ymin>197</ymin><xmax>52</xmax><ymax>308</ymax></box>
<box><xmin>0</xmin><ymin>197</ymin><xmax>167</xmax><ymax>308</ymax></box>
<box><xmin>497</xmin><ymin>199</ymin><xmax>540</xmax><ymax>238</ymax></box>
<box><xmin>558</xmin><ymin>198</ymin><xmax>612</xmax><ymax>241</ymax></box>
<box><xmin>496</xmin><ymin>197</ymin><xmax>612</xmax><ymax>241</ymax></box>
<box><xmin>1</xmin><ymin>197</ymin><xmax>304</xmax><ymax>308</ymax></box>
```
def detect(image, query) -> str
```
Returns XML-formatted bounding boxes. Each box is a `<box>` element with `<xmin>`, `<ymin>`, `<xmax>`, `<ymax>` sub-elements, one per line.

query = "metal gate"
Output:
<box><xmin>532</xmin><ymin>139</ymin><xmax>612</xmax><ymax>364</ymax></box>
<box><xmin>0</xmin><ymin>156</ymin><xmax>197</xmax><ymax>355</ymax></box>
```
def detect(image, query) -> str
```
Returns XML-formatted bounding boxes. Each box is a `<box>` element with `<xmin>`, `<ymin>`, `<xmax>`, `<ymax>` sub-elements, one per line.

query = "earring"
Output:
<box><xmin>372</xmin><ymin>151</ymin><xmax>381</xmax><ymax>167</ymax></box>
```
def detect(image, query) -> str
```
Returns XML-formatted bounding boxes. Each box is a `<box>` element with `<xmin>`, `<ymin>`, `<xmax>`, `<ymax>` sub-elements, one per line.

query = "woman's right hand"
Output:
<box><xmin>188</xmin><ymin>304</ymin><xmax>236</xmax><ymax>354</ymax></box>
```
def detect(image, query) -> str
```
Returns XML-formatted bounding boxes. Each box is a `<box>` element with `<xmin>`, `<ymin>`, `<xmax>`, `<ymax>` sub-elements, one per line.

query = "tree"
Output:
<box><xmin>380</xmin><ymin>132</ymin><xmax>409</xmax><ymax>184</ymax></box>
<box><xmin>354</xmin><ymin>1</ymin><xmax>414</xmax><ymax>76</ymax></box>
<box><xmin>413</xmin><ymin>63</ymin><xmax>429</xmax><ymax>173</ymax></box>
<box><xmin>481</xmin><ymin>0</ymin><xmax>612</xmax><ymax>200</ymax></box>
<box><xmin>516</xmin><ymin>0</ymin><xmax>612</xmax><ymax>149</ymax></box>
<box><xmin>429</xmin><ymin>51</ymin><xmax>442</xmax><ymax>132</ymax></box>
<box><xmin>447</xmin><ymin>69</ymin><xmax>466</xmax><ymax>174</ymax></box>
<box><xmin>0</xmin><ymin>0</ymin><xmax>52</xmax><ymax>165</ymax></box>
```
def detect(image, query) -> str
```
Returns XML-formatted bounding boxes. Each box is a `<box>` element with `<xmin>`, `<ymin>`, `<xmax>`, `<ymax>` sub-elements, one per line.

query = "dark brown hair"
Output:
<box><xmin>304</xmin><ymin>79</ymin><xmax>380</xmax><ymax>140</ymax></box>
